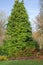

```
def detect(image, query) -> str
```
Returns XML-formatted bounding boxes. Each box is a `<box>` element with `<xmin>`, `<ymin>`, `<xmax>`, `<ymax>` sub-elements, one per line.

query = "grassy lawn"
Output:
<box><xmin>0</xmin><ymin>60</ymin><xmax>43</xmax><ymax>65</ymax></box>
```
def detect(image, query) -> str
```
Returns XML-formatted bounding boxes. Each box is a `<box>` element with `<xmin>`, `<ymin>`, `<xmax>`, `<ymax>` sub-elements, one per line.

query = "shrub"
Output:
<box><xmin>0</xmin><ymin>56</ymin><xmax>8</xmax><ymax>61</ymax></box>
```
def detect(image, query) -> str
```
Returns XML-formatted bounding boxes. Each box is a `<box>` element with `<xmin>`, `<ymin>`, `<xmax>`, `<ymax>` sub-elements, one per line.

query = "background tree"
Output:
<box><xmin>0</xmin><ymin>11</ymin><xmax>7</xmax><ymax>45</ymax></box>
<box><xmin>33</xmin><ymin>0</ymin><xmax>43</xmax><ymax>50</ymax></box>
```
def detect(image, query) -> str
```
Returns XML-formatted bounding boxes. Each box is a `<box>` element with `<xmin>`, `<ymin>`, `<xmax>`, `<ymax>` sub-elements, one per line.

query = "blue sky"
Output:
<box><xmin>0</xmin><ymin>0</ymin><xmax>39</xmax><ymax>31</ymax></box>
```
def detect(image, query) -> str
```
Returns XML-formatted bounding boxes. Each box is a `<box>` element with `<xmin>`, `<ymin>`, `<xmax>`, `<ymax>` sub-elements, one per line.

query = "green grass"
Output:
<box><xmin>0</xmin><ymin>60</ymin><xmax>43</xmax><ymax>65</ymax></box>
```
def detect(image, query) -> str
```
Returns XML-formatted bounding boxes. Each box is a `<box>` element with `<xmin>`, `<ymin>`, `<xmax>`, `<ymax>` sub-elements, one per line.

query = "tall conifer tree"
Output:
<box><xmin>4</xmin><ymin>0</ymin><xmax>35</xmax><ymax>57</ymax></box>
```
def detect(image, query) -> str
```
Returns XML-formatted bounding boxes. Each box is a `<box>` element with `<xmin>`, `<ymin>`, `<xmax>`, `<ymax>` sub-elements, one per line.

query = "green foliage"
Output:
<box><xmin>1</xmin><ymin>0</ymin><xmax>37</xmax><ymax>57</ymax></box>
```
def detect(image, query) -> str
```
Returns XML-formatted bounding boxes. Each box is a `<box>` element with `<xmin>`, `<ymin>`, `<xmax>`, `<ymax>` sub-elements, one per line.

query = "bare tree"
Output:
<box><xmin>33</xmin><ymin>0</ymin><xmax>43</xmax><ymax>50</ymax></box>
<box><xmin>0</xmin><ymin>11</ymin><xmax>7</xmax><ymax>45</ymax></box>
